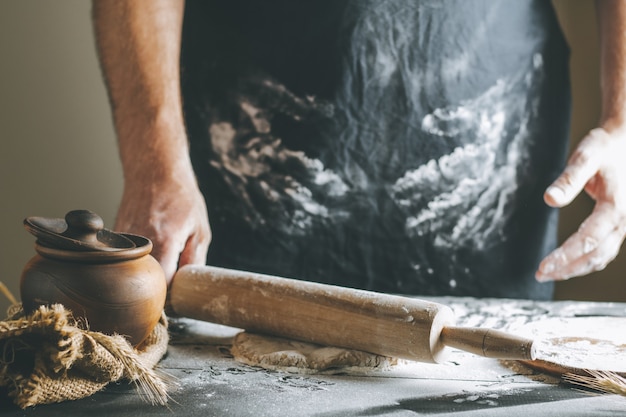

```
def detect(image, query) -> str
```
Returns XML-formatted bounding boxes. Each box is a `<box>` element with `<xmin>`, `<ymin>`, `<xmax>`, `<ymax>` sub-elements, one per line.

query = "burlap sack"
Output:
<box><xmin>0</xmin><ymin>304</ymin><xmax>170</xmax><ymax>409</ymax></box>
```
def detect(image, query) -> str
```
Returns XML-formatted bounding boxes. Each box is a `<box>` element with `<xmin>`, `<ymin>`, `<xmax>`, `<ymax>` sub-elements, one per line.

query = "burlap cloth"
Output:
<box><xmin>0</xmin><ymin>303</ymin><xmax>170</xmax><ymax>409</ymax></box>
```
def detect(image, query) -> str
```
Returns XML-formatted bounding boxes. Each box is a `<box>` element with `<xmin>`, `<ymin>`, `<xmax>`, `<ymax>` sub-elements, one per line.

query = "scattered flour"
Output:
<box><xmin>533</xmin><ymin>337</ymin><xmax>626</xmax><ymax>373</ymax></box>
<box><xmin>509</xmin><ymin>317</ymin><xmax>626</xmax><ymax>375</ymax></box>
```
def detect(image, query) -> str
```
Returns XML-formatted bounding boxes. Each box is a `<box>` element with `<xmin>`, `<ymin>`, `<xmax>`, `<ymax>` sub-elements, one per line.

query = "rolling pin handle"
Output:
<box><xmin>440</xmin><ymin>326</ymin><xmax>536</xmax><ymax>361</ymax></box>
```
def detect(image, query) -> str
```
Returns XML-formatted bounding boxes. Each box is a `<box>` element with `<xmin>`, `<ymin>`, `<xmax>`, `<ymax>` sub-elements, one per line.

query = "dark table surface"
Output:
<box><xmin>2</xmin><ymin>297</ymin><xmax>626</xmax><ymax>416</ymax></box>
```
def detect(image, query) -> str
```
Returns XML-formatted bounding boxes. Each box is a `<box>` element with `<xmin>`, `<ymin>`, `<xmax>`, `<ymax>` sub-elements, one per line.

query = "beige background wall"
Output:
<box><xmin>0</xmin><ymin>1</ymin><xmax>122</xmax><ymax>313</ymax></box>
<box><xmin>0</xmin><ymin>1</ymin><xmax>622</xmax><ymax>314</ymax></box>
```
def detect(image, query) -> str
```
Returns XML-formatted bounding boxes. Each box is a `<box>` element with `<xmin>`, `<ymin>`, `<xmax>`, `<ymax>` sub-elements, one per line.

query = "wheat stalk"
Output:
<box><xmin>0</xmin><ymin>281</ymin><xmax>18</xmax><ymax>305</ymax></box>
<box><xmin>88</xmin><ymin>330</ymin><xmax>172</xmax><ymax>406</ymax></box>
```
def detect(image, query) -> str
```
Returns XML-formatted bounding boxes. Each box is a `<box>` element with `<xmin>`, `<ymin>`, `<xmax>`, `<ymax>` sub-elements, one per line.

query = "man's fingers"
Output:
<box><xmin>547</xmin><ymin>227</ymin><xmax>623</xmax><ymax>281</ymax></box>
<box><xmin>154</xmin><ymin>243</ymin><xmax>179</xmax><ymax>285</ymax></box>
<box><xmin>544</xmin><ymin>129</ymin><xmax>604</xmax><ymax>207</ymax></box>
<box><xmin>536</xmin><ymin>204</ymin><xmax>626</xmax><ymax>281</ymax></box>
<box><xmin>568</xmin><ymin>203</ymin><xmax>623</xmax><ymax>248</ymax></box>
<box><xmin>178</xmin><ymin>232</ymin><xmax>210</xmax><ymax>269</ymax></box>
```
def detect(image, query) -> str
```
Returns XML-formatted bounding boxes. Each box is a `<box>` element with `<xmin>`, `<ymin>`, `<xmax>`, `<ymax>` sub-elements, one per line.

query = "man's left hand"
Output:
<box><xmin>536</xmin><ymin>127</ymin><xmax>626</xmax><ymax>281</ymax></box>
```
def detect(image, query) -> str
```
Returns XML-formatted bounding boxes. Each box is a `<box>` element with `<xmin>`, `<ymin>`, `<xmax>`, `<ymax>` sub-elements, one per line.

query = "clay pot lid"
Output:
<box><xmin>24</xmin><ymin>209</ymin><xmax>136</xmax><ymax>252</ymax></box>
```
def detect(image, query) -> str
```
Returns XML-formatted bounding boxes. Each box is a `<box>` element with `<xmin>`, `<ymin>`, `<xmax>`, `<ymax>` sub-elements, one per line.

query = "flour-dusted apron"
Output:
<box><xmin>181</xmin><ymin>0</ymin><xmax>570</xmax><ymax>299</ymax></box>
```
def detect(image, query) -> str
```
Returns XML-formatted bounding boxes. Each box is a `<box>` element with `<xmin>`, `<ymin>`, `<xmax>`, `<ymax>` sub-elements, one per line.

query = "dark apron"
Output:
<box><xmin>181</xmin><ymin>0</ymin><xmax>570</xmax><ymax>299</ymax></box>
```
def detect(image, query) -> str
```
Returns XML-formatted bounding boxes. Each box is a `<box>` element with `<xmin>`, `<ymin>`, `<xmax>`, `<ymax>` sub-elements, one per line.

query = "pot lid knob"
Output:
<box><xmin>24</xmin><ymin>209</ymin><xmax>136</xmax><ymax>252</ymax></box>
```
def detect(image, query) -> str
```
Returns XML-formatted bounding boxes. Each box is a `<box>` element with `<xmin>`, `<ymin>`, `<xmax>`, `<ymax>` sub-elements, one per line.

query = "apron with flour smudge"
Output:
<box><xmin>181</xmin><ymin>0</ymin><xmax>570</xmax><ymax>299</ymax></box>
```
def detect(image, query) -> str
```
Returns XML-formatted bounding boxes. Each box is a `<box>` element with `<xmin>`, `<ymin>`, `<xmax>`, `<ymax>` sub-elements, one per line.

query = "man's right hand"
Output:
<box><xmin>115</xmin><ymin>164</ymin><xmax>211</xmax><ymax>285</ymax></box>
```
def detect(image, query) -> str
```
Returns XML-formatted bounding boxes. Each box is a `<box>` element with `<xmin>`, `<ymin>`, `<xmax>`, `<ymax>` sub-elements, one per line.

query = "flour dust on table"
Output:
<box><xmin>512</xmin><ymin>317</ymin><xmax>626</xmax><ymax>376</ymax></box>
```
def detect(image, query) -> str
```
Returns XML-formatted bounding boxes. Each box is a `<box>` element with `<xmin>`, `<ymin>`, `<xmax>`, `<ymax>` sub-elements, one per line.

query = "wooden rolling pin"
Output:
<box><xmin>170</xmin><ymin>265</ymin><xmax>536</xmax><ymax>363</ymax></box>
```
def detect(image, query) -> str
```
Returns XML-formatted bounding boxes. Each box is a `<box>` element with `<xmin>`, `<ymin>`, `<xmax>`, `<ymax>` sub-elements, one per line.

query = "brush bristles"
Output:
<box><xmin>564</xmin><ymin>370</ymin><xmax>626</xmax><ymax>397</ymax></box>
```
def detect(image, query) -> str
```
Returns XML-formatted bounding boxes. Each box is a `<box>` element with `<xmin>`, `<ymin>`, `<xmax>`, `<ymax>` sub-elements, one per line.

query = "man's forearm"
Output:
<box><xmin>92</xmin><ymin>0</ymin><xmax>189</xmax><ymax>182</ymax></box>
<box><xmin>596</xmin><ymin>0</ymin><xmax>626</xmax><ymax>131</ymax></box>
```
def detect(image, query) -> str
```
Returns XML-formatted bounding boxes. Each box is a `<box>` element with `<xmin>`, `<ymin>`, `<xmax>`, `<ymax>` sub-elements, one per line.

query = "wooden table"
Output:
<box><xmin>2</xmin><ymin>297</ymin><xmax>626</xmax><ymax>416</ymax></box>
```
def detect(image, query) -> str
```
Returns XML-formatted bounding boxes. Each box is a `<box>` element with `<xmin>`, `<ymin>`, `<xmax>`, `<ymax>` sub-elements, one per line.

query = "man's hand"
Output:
<box><xmin>536</xmin><ymin>127</ymin><xmax>626</xmax><ymax>281</ymax></box>
<box><xmin>115</xmin><ymin>165</ymin><xmax>211</xmax><ymax>284</ymax></box>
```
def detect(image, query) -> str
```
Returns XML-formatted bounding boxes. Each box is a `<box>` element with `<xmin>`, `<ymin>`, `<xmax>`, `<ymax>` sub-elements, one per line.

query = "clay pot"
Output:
<box><xmin>20</xmin><ymin>210</ymin><xmax>167</xmax><ymax>346</ymax></box>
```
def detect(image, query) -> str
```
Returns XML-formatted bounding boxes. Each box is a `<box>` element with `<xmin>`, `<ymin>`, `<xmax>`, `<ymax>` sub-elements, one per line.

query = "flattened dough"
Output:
<box><xmin>230</xmin><ymin>332</ymin><xmax>397</xmax><ymax>374</ymax></box>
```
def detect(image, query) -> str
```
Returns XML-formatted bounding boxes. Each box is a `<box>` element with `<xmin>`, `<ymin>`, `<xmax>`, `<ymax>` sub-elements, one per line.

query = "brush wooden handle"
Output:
<box><xmin>170</xmin><ymin>265</ymin><xmax>534</xmax><ymax>362</ymax></box>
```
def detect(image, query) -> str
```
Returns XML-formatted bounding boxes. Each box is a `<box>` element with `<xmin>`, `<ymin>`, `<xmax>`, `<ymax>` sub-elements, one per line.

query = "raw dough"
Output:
<box><xmin>230</xmin><ymin>332</ymin><xmax>397</xmax><ymax>374</ymax></box>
